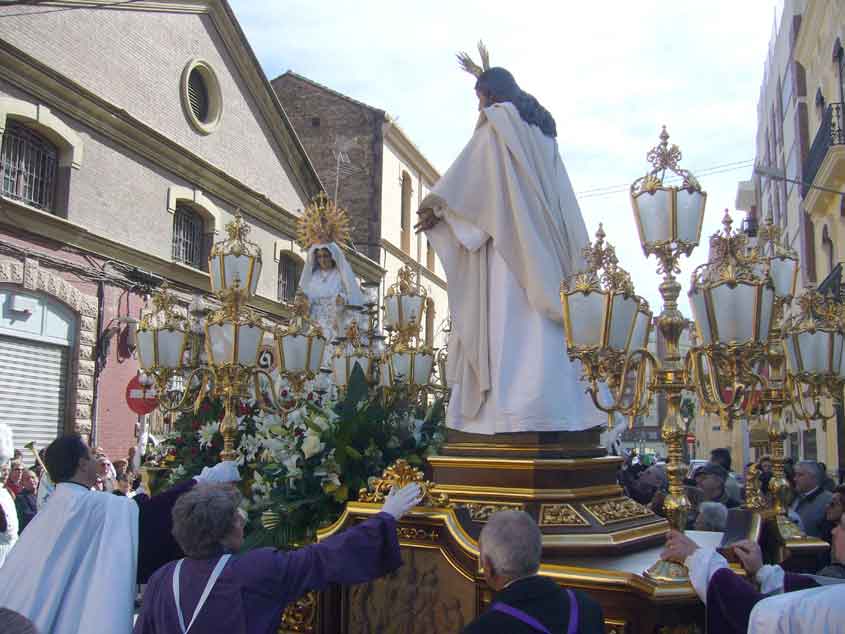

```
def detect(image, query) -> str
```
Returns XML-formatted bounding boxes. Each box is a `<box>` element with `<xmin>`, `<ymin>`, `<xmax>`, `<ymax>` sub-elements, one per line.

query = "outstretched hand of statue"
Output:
<box><xmin>414</xmin><ymin>208</ymin><xmax>440</xmax><ymax>233</ymax></box>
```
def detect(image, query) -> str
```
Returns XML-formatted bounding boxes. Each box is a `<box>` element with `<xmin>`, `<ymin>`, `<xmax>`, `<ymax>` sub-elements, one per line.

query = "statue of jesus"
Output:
<box><xmin>416</xmin><ymin>45</ymin><xmax>605</xmax><ymax>435</ymax></box>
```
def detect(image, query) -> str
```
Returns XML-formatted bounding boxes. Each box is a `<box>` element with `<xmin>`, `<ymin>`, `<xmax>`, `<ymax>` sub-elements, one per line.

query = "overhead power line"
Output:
<box><xmin>576</xmin><ymin>159</ymin><xmax>754</xmax><ymax>200</ymax></box>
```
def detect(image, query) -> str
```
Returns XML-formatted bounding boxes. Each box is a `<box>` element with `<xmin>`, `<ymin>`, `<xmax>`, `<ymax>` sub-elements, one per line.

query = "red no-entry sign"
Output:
<box><xmin>126</xmin><ymin>375</ymin><xmax>158</xmax><ymax>415</ymax></box>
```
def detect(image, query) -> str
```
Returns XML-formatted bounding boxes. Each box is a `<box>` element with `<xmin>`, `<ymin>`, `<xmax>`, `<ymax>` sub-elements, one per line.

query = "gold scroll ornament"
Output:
<box><xmin>358</xmin><ymin>459</ymin><xmax>451</xmax><ymax>507</ymax></box>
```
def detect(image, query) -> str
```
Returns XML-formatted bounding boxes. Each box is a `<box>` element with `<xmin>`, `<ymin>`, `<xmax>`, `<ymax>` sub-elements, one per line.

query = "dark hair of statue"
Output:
<box><xmin>44</xmin><ymin>434</ymin><xmax>89</xmax><ymax>483</ymax></box>
<box><xmin>475</xmin><ymin>67</ymin><xmax>557</xmax><ymax>138</ymax></box>
<box><xmin>312</xmin><ymin>247</ymin><xmax>337</xmax><ymax>272</ymax></box>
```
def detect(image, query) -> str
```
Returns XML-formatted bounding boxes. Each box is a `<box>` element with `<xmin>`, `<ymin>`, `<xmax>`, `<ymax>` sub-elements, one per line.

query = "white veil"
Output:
<box><xmin>298</xmin><ymin>242</ymin><xmax>366</xmax><ymax>306</ymax></box>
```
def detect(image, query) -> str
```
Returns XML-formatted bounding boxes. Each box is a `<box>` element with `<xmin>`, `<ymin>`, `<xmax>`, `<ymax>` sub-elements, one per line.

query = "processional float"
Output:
<box><xmin>135</xmin><ymin>132</ymin><xmax>841</xmax><ymax>633</ymax></box>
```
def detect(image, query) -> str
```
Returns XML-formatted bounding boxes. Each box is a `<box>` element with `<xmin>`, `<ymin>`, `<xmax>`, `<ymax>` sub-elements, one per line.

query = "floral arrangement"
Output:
<box><xmin>147</xmin><ymin>366</ymin><xmax>445</xmax><ymax>549</ymax></box>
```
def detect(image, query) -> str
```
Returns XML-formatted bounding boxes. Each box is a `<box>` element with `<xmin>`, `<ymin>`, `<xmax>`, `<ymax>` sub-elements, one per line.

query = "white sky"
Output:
<box><xmin>231</xmin><ymin>0</ymin><xmax>784</xmax><ymax>314</ymax></box>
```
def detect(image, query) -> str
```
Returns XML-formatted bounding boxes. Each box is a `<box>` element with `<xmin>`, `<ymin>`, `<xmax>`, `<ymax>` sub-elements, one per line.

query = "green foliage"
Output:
<box><xmin>149</xmin><ymin>375</ymin><xmax>445</xmax><ymax>551</ymax></box>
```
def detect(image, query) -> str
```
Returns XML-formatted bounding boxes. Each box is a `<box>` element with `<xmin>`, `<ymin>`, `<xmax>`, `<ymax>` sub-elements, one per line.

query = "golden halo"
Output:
<box><xmin>296</xmin><ymin>192</ymin><xmax>352</xmax><ymax>249</ymax></box>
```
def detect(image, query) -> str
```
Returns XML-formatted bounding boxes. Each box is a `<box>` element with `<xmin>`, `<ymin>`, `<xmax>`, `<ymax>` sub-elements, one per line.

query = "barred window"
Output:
<box><xmin>278</xmin><ymin>253</ymin><xmax>302</xmax><ymax>303</ymax></box>
<box><xmin>0</xmin><ymin>120</ymin><xmax>58</xmax><ymax>212</ymax></box>
<box><xmin>172</xmin><ymin>204</ymin><xmax>204</xmax><ymax>269</ymax></box>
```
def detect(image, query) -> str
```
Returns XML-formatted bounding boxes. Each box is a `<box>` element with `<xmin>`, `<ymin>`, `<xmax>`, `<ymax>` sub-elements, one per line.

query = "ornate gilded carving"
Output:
<box><xmin>279</xmin><ymin>591</ymin><xmax>317</xmax><ymax>633</ymax></box>
<box><xmin>358</xmin><ymin>459</ymin><xmax>450</xmax><ymax>507</ymax></box>
<box><xmin>744</xmin><ymin>463</ymin><xmax>766</xmax><ymax>511</ymax></box>
<box><xmin>462</xmin><ymin>502</ymin><xmax>523</xmax><ymax>523</ymax></box>
<box><xmin>538</xmin><ymin>503</ymin><xmax>590</xmax><ymax>527</ymax></box>
<box><xmin>397</xmin><ymin>526</ymin><xmax>440</xmax><ymax>542</ymax></box>
<box><xmin>583</xmin><ymin>497</ymin><xmax>654</xmax><ymax>525</ymax></box>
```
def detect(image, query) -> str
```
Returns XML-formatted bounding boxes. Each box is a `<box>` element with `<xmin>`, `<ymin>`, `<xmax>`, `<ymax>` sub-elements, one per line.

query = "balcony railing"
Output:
<box><xmin>802</xmin><ymin>102</ymin><xmax>845</xmax><ymax>197</ymax></box>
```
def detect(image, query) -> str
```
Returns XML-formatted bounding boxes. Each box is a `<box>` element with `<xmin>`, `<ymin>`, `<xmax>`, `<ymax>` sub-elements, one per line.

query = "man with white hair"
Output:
<box><xmin>790</xmin><ymin>460</ymin><xmax>833</xmax><ymax>538</ymax></box>
<box><xmin>463</xmin><ymin>510</ymin><xmax>604</xmax><ymax>633</ymax></box>
<box><xmin>693</xmin><ymin>501</ymin><xmax>728</xmax><ymax>532</ymax></box>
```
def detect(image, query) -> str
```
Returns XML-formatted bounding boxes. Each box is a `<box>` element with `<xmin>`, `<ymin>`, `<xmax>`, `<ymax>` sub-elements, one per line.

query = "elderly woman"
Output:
<box><xmin>134</xmin><ymin>482</ymin><xmax>420</xmax><ymax>634</ymax></box>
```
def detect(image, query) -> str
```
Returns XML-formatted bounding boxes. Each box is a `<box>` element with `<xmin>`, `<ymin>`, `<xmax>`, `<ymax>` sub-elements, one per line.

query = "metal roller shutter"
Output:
<box><xmin>0</xmin><ymin>335</ymin><xmax>68</xmax><ymax>452</ymax></box>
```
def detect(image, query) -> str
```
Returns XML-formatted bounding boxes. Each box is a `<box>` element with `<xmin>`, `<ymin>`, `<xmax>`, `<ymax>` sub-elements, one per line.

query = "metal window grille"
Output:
<box><xmin>278</xmin><ymin>255</ymin><xmax>301</xmax><ymax>303</ymax></box>
<box><xmin>172</xmin><ymin>205</ymin><xmax>204</xmax><ymax>269</ymax></box>
<box><xmin>188</xmin><ymin>69</ymin><xmax>209</xmax><ymax>122</ymax></box>
<box><xmin>0</xmin><ymin>120</ymin><xmax>57</xmax><ymax>212</ymax></box>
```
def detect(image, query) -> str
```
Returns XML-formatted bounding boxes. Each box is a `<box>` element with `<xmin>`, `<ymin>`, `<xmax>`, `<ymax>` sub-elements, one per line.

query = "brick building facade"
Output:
<box><xmin>0</xmin><ymin>0</ymin><xmax>381</xmax><ymax>458</ymax></box>
<box><xmin>272</xmin><ymin>72</ymin><xmax>450</xmax><ymax>346</ymax></box>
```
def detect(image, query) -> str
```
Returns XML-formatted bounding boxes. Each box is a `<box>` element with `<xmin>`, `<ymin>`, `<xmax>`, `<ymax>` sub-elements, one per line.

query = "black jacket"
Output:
<box><xmin>462</xmin><ymin>576</ymin><xmax>604</xmax><ymax>634</ymax></box>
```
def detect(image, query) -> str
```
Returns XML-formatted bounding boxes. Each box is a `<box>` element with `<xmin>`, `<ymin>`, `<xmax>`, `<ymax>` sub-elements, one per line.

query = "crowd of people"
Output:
<box><xmin>620</xmin><ymin>446</ymin><xmax>845</xmax><ymax>553</ymax></box>
<box><xmin>1</xmin><ymin>425</ymin><xmax>844</xmax><ymax>632</ymax></box>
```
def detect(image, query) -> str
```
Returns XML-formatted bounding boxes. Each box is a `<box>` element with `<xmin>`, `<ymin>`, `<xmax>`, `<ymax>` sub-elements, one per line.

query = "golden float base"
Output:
<box><xmin>275</xmin><ymin>428</ymin><xmax>724</xmax><ymax>634</ymax></box>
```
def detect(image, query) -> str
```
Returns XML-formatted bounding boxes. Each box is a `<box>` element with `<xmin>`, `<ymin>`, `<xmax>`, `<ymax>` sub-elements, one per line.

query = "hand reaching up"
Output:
<box><xmin>381</xmin><ymin>483</ymin><xmax>423</xmax><ymax>520</ymax></box>
<box><xmin>732</xmin><ymin>539</ymin><xmax>763</xmax><ymax>576</ymax></box>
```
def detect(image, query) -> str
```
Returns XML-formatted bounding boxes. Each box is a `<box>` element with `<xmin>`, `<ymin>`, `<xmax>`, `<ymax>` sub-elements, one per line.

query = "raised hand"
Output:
<box><xmin>381</xmin><ymin>483</ymin><xmax>423</xmax><ymax>520</ymax></box>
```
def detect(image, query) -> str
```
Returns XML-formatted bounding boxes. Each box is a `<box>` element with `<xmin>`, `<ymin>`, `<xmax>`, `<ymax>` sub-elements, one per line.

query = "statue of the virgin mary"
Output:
<box><xmin>296</xmin><ymin>195</ymin><xmax>365</xmax><ymax>365</ymax></box>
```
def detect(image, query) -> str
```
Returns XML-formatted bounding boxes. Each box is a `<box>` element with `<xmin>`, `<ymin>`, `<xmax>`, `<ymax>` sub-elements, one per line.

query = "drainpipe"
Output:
<box><xmin>89</xmin><ymin>280</ymin><xmax>106</xmax><ymax>446</ymax></box>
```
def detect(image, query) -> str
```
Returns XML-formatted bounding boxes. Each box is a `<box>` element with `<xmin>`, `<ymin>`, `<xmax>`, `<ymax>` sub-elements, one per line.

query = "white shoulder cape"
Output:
<box><xmin>0</xmin><ymin>482</ymin><xmax>138</xmax><ymax>634</ymax></box>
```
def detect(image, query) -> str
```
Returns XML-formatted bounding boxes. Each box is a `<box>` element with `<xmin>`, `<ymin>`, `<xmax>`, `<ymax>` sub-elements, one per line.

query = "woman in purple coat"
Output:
<box><xmin>134</xmin><ymin>482</ymin><xmax>421</xmax><ymax>634</ymax></box>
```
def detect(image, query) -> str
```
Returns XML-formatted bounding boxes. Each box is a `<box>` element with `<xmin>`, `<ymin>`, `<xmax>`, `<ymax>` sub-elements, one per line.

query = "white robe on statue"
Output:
<box><xmin>423</xmin><ymin>101</ymin><xmax>604</xmax><ymax>434</ymax></box>
<box><xmin>0</xmin><ymin>482</ymin><xmax>138</xmax><ymax>634</ymax></box>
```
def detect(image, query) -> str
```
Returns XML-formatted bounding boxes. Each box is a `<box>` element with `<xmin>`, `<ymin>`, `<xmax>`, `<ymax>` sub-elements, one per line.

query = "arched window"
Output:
<box><xmin>172</xmin><ymin>204</ymin><xmax>205</xmax><ymax>269</ymax></box>
<box><xmin>400</xmin><ymin>171</ymin><xmax>412</xmax><ymax>254</ymax></box>
<box><xmin>1</xmin><ymin>120</ymin><xmax>58</xmax><ymax>212</ymax></box>
<box><xmin>277</xmin><ymin>253</ymin><xmax>303</xmax><ymax>303</ymax></box>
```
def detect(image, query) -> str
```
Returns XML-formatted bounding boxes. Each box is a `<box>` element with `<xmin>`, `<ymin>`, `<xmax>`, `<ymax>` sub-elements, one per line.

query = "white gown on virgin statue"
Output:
<box><xmin>299</xmin><ymin>243</ymin><xmax>365</xmax><ymax>366</ymax></box>
<box><xmin>424</xmin><ymin>101</ymin><xmax>605</xmax><ymax>435</ymax></box>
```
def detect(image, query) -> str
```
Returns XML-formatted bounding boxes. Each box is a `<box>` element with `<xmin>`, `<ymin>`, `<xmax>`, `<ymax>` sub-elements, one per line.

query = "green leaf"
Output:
<box><xmin>345</xmin><ymin>363</ymin><xmax>369</xmax><ymax>406</ymax></box>
<box><xmin>345</xmin><ymin>446</ymin><xmax>363</xmax><ymax>461</ymax></box>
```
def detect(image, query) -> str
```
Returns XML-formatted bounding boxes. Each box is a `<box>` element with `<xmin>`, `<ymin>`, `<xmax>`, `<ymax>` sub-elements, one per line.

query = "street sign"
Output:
<box><xmin>126</xmin><ymin>375</ymin><xmax>158</xmax><ymax>415</ymax></box>
<box><xmin>685</xmin><ymin>433</ymin><xmax>696</xmax><ymax>444</ymax></box>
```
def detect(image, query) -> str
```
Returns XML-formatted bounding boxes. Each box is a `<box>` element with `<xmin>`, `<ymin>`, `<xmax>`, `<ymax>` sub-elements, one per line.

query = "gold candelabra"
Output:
<box><xmin>562</xmin><ymin>129</ymin><xmax>844</xmax><ymax>581</ymax></box>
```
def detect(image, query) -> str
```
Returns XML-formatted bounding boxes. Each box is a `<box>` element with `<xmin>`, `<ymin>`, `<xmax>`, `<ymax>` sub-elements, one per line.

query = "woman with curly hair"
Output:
<box><xmin>134</xmin><ymin>482</ymin><xmax>421</xmax><ymax>634</ymax></box>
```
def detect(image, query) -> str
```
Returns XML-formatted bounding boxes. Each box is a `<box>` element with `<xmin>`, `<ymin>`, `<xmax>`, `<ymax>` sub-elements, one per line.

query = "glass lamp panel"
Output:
<box><xmin>400</xmin><ymin>296</ymin><xmax>425</xmax><ymax>329</ymax></box>
<box><xmin>136</xmin><ymin>329</ymin><xmax>156</xmax><ymax>371</ymax></box>
<box><xmin>770</xmin><ymin>256</ymin><xmax>798</xmax><ymax>299</ymax></box>
<box><xmin>608</xmin><ymin>293</ymin><xmax>639</xmax><ymax>352</ymax></box>
<box><xmin>797</xmin><ymin>330</ymin><xmax>831</xmax><ymax>374</ymax></box>
<box><xmin>237</xmin><ymin>324</ymin><xmax>264</xmax><ymax>366</ymax></box>
<box><xmin>565</xmin><ymin>292</ymin><xmax>606</xmax><ymax>347</ymax></box>
<box><xmin>413</xmin><ymin>352</ymin><xmax>434</xmax><ymax>386</ymax></box>
<box><xmin>209</xmin><ymin>256</ymin><xmax>224</xmax><ymax>294</ymax></box>
<box><xmin>634</xmin><ymin>189</ymin><xmax>673</xmax><ymax>244</ymax></box>
<box><xmin>207</xmin><ymin>321</ymin><xmax>236</xmax><ymax>365</ymax></box>
<box><xmin>689</xmin><ymin>288</ymin><xmax>713</xmax><ymax>345</ymax></box>
<box><xmin>250</xmin><ymin>258</ymin><xmax>262</xmax><ymax>295</ymax></box>
<box><xmin>391</xmin><ymin>352</ymin><xmax>412</xmax><ymax>382</ymax></box>
<box><xmin>785</xmin><ymin>335</ymin><xmax>799</xmax><ymax>372</ymax></box>
<box><xmin>223</xmin><ymin>254</ymin><xmax>253</xmax><ymax>292</ymax></box>
<box><xmin>757</xmin><ymin>286</ymin><xmax>775</xmax><ymax>343</ymax></box>
<box><xmin>709</xmin><ymin>283</ymin><xmax>756</xmax><ymax>345</ymax></box>
<box><xmin>308</xmin><ymin>338</ymin><xmax>326</xmax><ymax>373</ymax></box>
<box><xmin>158</xmin><ymin>328</ymin><xmax>187</xmax><ymax>369</ymax></box>
<box><xmin>675</xmin><ymin>189</ymin><xmax>706</xmax><ymax>244</ymax></box>
<box><xmin>630</xmin><ymin>309</ymin><xmax>651</xmax><ymax>351</ymax></box>
<box><xmin>332</xmin><ymin>356</ymin><xmax>347</xmax><ymax>387</ymax></box>
<box><xmin>380</xmin><ymin>361</ymin><xmax>391</xmax><ymax>387</ymax></box>
<box><xmin>280</xmin><ymin>334</ymin><xmax>308</xmax><ymax>374</ymax></box>
<box><xmin>833</xmin><ymin>332</ymin><xmax>845</xmax><ymax>378</ymax></box>
<box><xmin>384</xmin><ymin>295</ymin><xmax>399</xmax><ymax>329</ymax></box>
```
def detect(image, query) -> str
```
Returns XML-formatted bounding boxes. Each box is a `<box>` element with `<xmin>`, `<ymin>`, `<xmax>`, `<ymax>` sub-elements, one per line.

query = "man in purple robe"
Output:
<box><xmin>134</xmin><ymin>482</ymin><xmax>422</xmax><ymax>634</ymax></box>
<box><xmin>661</xmin><ymin>524</ymin><xmax>845</xmax><ymax>634</ymax></box>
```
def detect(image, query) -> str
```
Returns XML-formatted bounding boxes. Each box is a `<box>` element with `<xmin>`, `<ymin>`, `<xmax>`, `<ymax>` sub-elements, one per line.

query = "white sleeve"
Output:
<box><xmin>684</xmin><ymin>547</ymin><xmax>730</xmax><ymax>604</ymax></box>
<box><xmin>442</xmin><ymin>209</ymin><xmax>489</xmax><ymax>252</ymax></box>
<box><xmin>755</xmin><ymin>564</ymin><xmax>786</xmax><ymax>595</ymax></box>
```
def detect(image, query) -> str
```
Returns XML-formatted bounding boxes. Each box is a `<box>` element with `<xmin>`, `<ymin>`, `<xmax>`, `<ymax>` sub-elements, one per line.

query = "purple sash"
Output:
<box><xmin>490</xmin><ymin>588</ymin><xmax>579</xmax><ymax>634</ymax></box>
